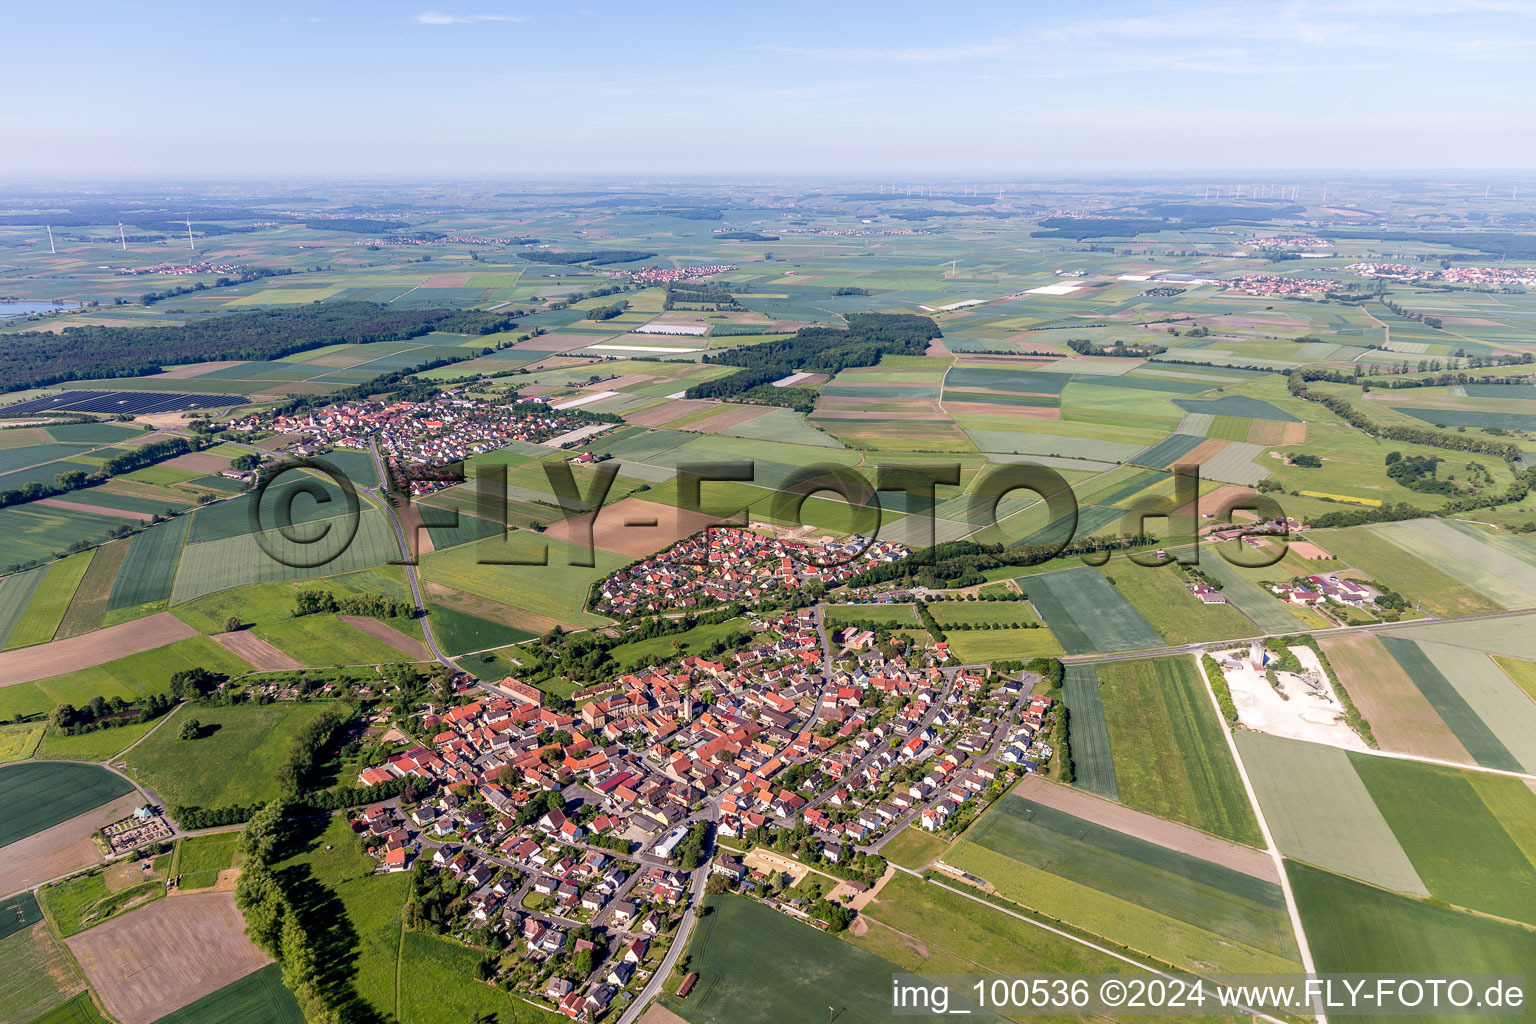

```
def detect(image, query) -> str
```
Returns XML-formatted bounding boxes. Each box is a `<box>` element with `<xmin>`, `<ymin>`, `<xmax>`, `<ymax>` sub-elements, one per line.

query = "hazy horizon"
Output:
<box><xmin>5</xmin><ymin>0</ymin><xmax>1536</xmax><ymax>177</ymax></box>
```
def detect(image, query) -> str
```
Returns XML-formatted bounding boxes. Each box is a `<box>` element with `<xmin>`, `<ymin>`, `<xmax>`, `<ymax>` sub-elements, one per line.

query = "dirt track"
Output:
<box><xmin>1013</xmin><ymin>775</ymin><xmax>1279</xmax><ymax>882</ymax></box>
<box><xmin>211</xmin><ymin>630</ymin><xmax>302</xmax><ymax>671</ymax></box>
<box><xmin>68</xmin><ymin>891</ymin><xmax>271</xmax><ymax>1024</ymax></box>
<box><xmin>0</xmin><ymin>613</ymin><xmax>197</xmax><ymax>686</ymax></box>
<box><xmin>36</xmin><ymin>497</ymin><xmax>150</xmax><ymax>521</ymax></box>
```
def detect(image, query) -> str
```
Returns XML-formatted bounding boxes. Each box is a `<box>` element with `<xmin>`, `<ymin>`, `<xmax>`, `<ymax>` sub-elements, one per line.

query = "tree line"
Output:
<box><xmin>292</xmin><ymin>590</ymin><xmax>415</xmax><ymax>620</ymax></box>
<box><xmin>0</xmin><ymin>435</ymin><xmax>198</xmax><ymax>509</ymax></box>
<box><xmin>0</xmin><ymin>302</ymin><xmax>514</xmax><ymax>393</ymax></box>
<box><xmin>685</xmin><ymin>313</ymin><xmax>939</xmax><ymax>401</ymax></box>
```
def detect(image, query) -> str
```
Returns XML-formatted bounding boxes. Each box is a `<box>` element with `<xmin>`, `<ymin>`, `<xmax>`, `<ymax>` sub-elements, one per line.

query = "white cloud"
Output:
<box><xmin>414</xmin><ymin>10</ymin><xmax>524</xmax><ymax>25</ymax></box>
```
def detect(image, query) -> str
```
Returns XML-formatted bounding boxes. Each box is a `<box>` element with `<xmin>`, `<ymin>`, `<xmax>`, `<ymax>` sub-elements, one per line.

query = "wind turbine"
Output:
<box><xmin>186</xmin><ymin>218</ymin><xmax>195</xmax><ymax>251</ymax></box>
<box><xmin>118</xmin><ymin>222</ymin><xmax>127</xmax><ymax>250</ymax></box>
<box><xmin>46</xmin><ymin>226</ymin><xmax>56</xmax><ymax>254</ymax></box>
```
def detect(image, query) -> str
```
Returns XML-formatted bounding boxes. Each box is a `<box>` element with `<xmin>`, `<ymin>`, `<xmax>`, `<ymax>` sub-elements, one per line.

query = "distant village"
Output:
<box><xmin>225</xmin><ymin>393</ymin><xmax>617</xmax><ymax>496</ymax></box>
<box><xmin>593</xmin><ymin>528</ymin><xmax>908</xmax><ymax>617</ymax></box>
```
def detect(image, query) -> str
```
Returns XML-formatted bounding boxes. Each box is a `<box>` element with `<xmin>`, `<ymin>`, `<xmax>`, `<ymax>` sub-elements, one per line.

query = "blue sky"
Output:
<box><xmin>3</xmin><ymin>0</ymin><xmax>1534</xmax><ymax>176</ymax></box>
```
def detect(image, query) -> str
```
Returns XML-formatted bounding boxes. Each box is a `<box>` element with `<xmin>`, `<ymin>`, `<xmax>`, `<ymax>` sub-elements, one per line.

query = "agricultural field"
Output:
<box><xmin>419</xmin><ymin>531</ymin><xmax>623</xmax><ymax>628</ymax></box>
<box><xmin>66</xmin><ymin>891</ymin><xmax>271</xmax><ymax>1024</ymax></box>
<box><xmin>660</xmin><ymin>894</ymin><xmax>991</xmax><ymax>1024</ymax></box>
<box><xmin>945</xmin><ymin>796</ymin><xmax>1300</xmax><ymax>974</ymax></box>
<box><xmin>1319</xmin><ymin>632</ymin><xmax>1469</xmax><ymax>762</ymax></box>
<box><xmin>1236</xmin><ymin>732</ymin><xmax>1430</xmax><ymax>895</ymax></box>
<box><xmin>1099</xmin><ymin>561</ymin><xmax>1254</xmax><ymax>644</ymax></box>
<box><xmin>1061</xmin><ymin>663</ymin><xmax>1117</xmax><ymax>799</ymax></box>
<box><xmin>0</xmin><ymin>722</ymin><xmax>46</xmax><ymax>762</ymax></box>
<box><xmin>0</xmin><ymin>633</ymin><xmax>249</xmax><ymax>724</ymax></box>
<box><xmin>1290</xmin><ymin>861</ymin><xmax>1536</xmax><ymax>985</ymax></box>
<box><xmin>146</xmin><ymin>963</ymin><xmax>303</xmax><ymax>1024</ymax></box>
<box><xmin>0</xmin><ymin>918</ymin><xmax>86</xmax><ymax>1024</ymax></box>
<box><xmin>1349</xmin><ymin>755</ymin><xmax>1536</xmax><ymax>925</ymax></box>
<box><xmin>1378</xmin><ymin>636</ymin><xmax>1536</xmax><ymax>773</ymax></box>
<box><xmin>1022</xmin><ymin>566</ymin><xmax>1161</xmax><ymax>654</ymax></box>
<box><xmin>122</xmin><ymin>701</ymin><xmax>348</xmax><ymax>811</ymax></box>
<box><xmin>0</xmin><ymin>761</ymin><xmax>136</xmax><ymax>848</ymax></box>
<box><xmin>1094</xmin><ymin>657</ymin><xmax>1261</xmax><ymax>845</ymax></box>
<box><xmin>4</xmin><ymin>550</ymin><xmax>94</xmax><ymax>649</ymax></box>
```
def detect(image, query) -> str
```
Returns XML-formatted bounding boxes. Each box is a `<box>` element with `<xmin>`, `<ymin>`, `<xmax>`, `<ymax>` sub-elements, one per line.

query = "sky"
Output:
<box><xmin>3</xmin><ymin>0</ymin><xmax>1534</xmax><ymax>177</ymax></box>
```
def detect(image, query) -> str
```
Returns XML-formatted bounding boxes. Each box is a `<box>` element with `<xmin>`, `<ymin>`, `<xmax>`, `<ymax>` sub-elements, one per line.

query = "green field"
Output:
<box><xmin>170</xmin><ymin>508</ymin><xmax>403</xmax><ymax>605</ymax></box>
<box><xmin>1350</xmin><ymin>755</ymin><xmax>1536</xmax><ymax>925</ymax></box>
<box><xmin>1096</xmin><ymin>657</ymin><xmax>1261</xmax><ymax>845</ymax></box>
<box><xmin>1102</xmin><ymin>562</ymin><xmax>1254</xmax><ymax>644</ymax></box>
<box><xmin>661</xmin><ymin>894</ymin><xmax>994</xmax><ymax>1024</ymax></box>
<box><xmin>397</xmin><ymin>931</ymin><xmax>560</xmax><ymax>1024</ymax></box>
<box><xmin>822</xmin><ymin>603</ymin><xmax>920</xmax><ymax>628</ymax></box>
<box><xmin>945</xmin><ymin>627</ymin><xmax>1064</xmax><ymax>662</ymax></box>
<box><xmin>22</xmin><ymin>993</ymin><xmax>108</xmax><ymax>1024</ymax></box>
<box><xmin>171</xmin><ymin>832</ymin><xmax>239</xmax><ymax>889</ymax></box>
<box><xmin>1023</xmin><ymin>566</ymin><xmax>1161</xmax><ymax>654</ymax></box>
<box><xmin>0</xmin><ymin>922</ymin><xmax>86</xmax><ymax>1024</ymax></box>
<box><xmin>1321</xmin><ymin>527</ymin><xmax>1503</xmax><ymax>618</ymax></box>
<box><xmin>269</xmin><ymin>814</ymin><xmax>506</xmax><ymax>1024</ymax></box>
<box><xmin>1236</xmin><ymin>732</ymin><xmax>1428</xmax><ymax>896</ymax></box>
<box><xmin>877</xmin><ymin>825</ymin><xmax>950</xmax><ymax>870</ymax></box>
<box><xmin>0</xmin><ymin>723</ymin><xmax>45</xmax><ymax>763</ymax></box>
<box><xmin>122</xmin><ymin>702</ymin><xmax>346</xmax><ymax>811</ymax></box>
<box><xmin>147</xmin><ymin>964</ymin><xmax>304</xmax><ymax>1024</ymax></box>
<box><xmin>419</xmin><ymin>531</ymin><xmax>622</xmax><ymax>627</ymax></box>
<box><xmin>0</xmin><ymin>635</ymin><xmax>252</xmax><ymax>724</ymax></box>
<box><xmin>55</xmin><ymin>540</ymin><xmax>129</xmax><ymax>638</ymax></box>
<box><xmin>853</xmin><ymin>872</ymin><xmax>1140</xmax><ymax>979</ymax></box>
<box><xmin>3</xmin><ymin>550</ymin><xmax>93</xmax><ymax>649</ymax></box>
<box><xmin>39</xmin><ymin>870</ymin><xmax>164</xmax><ymax>938</ymax></box>
<box><xmin>1290</xmin><ymin>860</ymin><xmax>1535</xmax><ymax>1015</ymax></box>
<box><xmin>426</xmin><ymin>602</ymin><xmax>536</xmax><ymax>655</ymax></box>
<box><xmin>0</xmin><ymin>762</ymin><xmax>135</xmax><ymax>847</ymax></box>
<box><xmin>0</xmin><ymin>567</ymin><xmax>47</xmax><ymax>647</ymax></box>
<box><xmin>0</xmin><ymin>893</ymin><xmax>41</xmax><ymax>942</ymax></box>
<box><xmin>106</xmin><ymin>515</ymin><xmax>190</xmax><ymax>613</ymax></box>
<box><xmin>947</xmin><ymin>796</ymin><xmax>1300</xmax><ymax>974</ymax></box>
<box><xmin>1062</xmin><ymin>663</ymin><xmax>1117</xmax><ymax>798</ymax></box>
<box><xmin>35</xmin><ymin>719</ymin><xmax>159</xmax><ymax>761</ymax></box>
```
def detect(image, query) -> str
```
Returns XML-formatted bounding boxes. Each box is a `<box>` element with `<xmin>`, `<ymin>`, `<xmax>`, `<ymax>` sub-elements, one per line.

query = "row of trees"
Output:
<box><xmin>234</xmin><ymin>803</ymin><xmax>349</xmax><ymax>1024</ymax></box>
<box><xmin>0</xmin><ymin>436</ymin><xmax>197</xmax><ymax>509</ymax></box>
<box><xmin>292</xmin><ymin>590</ymin><xmax>415</xmax><ymax>620</ymax></box>
<box><xmin>1287</xmin><ymin>373</ymin><xmax>1523</xmax><ymax>458</ymax></box>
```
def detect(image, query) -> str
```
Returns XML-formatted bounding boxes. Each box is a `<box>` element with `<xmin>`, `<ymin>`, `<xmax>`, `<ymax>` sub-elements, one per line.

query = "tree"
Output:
<box><xmin>50</xmin><ymin>704</ymin><xmax>76</xmax><ymax>730</ymax></box>
<box><xmin>223</xmin><ymin>615</ymin><xmax>243</xmax><ymax>633</ymax></box>
<box><xmin>179</xmin><ymin>717</ymin><xmax>201</xmax><ymax>740</ymax></box>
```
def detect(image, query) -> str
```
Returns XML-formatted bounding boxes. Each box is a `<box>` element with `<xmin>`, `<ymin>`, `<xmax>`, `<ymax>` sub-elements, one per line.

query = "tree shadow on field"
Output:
<box><xmin>274</xmin><ymin>813</ymin><xmax>390</xmax><ymax>1024</ymax></box>
<box><xmin>275</xmin><ymin>862</ymin><xmax>382</xmax><ymax>1024</ymax></box>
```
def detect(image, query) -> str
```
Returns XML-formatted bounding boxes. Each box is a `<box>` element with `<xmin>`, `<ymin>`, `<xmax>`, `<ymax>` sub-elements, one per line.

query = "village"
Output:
<box><xmin>341</xmin><ymin>593</ymin><xmax>1057</xmax><ymax>1019</ymax></box>
<box><xmin>593</xmin><ymin>528</ymin><xmax>908</xmax><ymax>618</ymax></box>
<box><xmin>224</xmin><ymin>393</ymin><xmax>618</xmax><ymax>495</ymax></box>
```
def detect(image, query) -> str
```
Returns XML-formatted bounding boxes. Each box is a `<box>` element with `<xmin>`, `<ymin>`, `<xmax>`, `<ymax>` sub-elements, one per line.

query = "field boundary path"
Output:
<box><xmin>368</xmin><ymin>437</ymin><xmax>456</xmax><ymax>671</ymax></box>
<box><xmin>1193</xmin><ymin>654</ymin><xmax>1329</xmax><ymax>1024</ymax></box>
